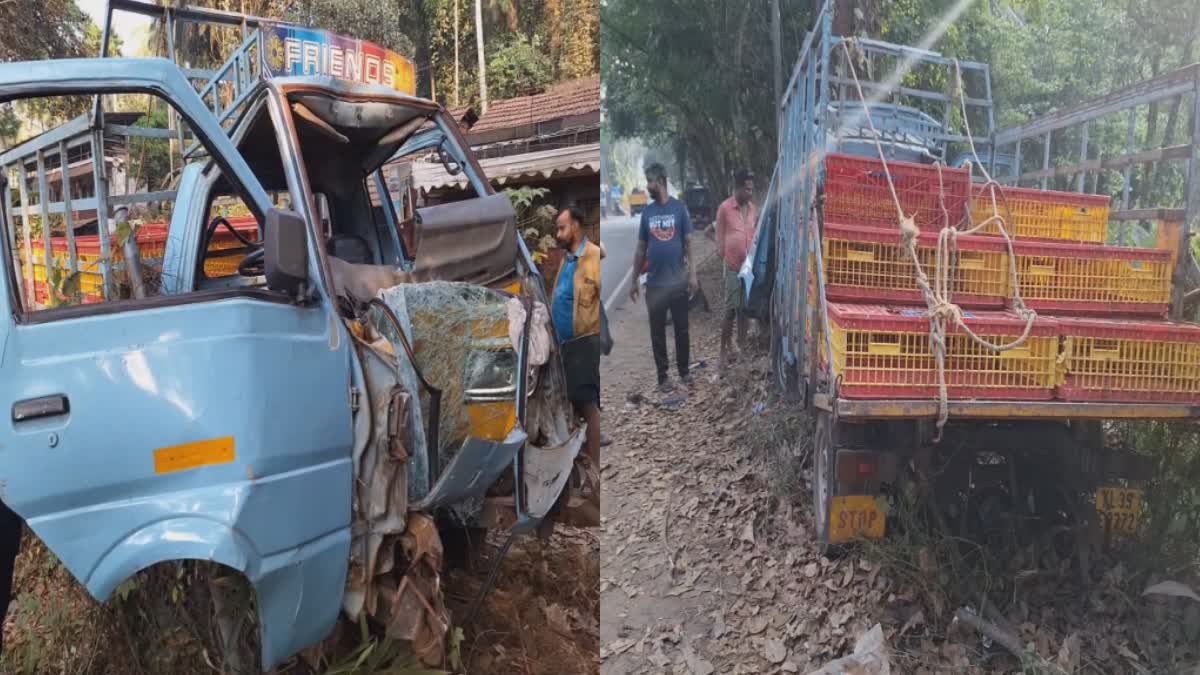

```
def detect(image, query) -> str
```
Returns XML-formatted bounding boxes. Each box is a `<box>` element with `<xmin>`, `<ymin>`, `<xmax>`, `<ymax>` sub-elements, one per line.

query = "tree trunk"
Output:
<box><xmin>475</xmin><ymin>0</ymin><xmax>488</xmax><ymax>113</ymax></box>
<box><xmin>410</xmin><ymin>0</ymin><xmax>435</xmax><ymax>100</ymax></box>
<box><xmin>833</xmin><ymin>0</ymin><xmax>882</xmax><ymax>39</ymax></box>
<box><xmin>831</xmin><ymin>0</ymin><xmax>882</xmax><ymax>104</ymax></box>
<box><xmin>1135</xmin><ymin>52</ymin><xmax>1162</xmax><ymax>205</ymax></box>
<box><xmin>731</xmin><ymin>2</ymin><xmax>752</xmax><ymax>173</ymax></box>
<box><xmin>1145</xmin><ymin>11</ymin><xmax>1196</xmax><ymax>203</ymax></box>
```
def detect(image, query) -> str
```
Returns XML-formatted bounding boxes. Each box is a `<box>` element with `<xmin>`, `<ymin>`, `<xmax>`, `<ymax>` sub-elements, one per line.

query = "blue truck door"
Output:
<box><xmin>0</xmin><ymin>60</ymin><xmax>353</xmax><ymax>669</ymax></box>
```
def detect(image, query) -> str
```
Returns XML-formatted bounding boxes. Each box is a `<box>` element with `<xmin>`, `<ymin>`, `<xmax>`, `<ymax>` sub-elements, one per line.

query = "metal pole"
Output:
<box><xmin>3</xmin><ymin>165</ymin><xmax>24</xmax><ymax>304</ymax></box>
<box><xmin>15</xmin><ymin>162</ymin><xmax>32</xmax><ymax>306</ymax></box>
<box><xmin>1041</xmin><ymin>131</ymin><xmax>1051</xmax><ymax>191</ymax></box>
<box><xmin>475</xmin><ymin>0</ymin><xmax>488</xmax><ymax>114</ymax></box>
<box><xmin>1176</xmin><ymin>75</ymin><xmax>1200</xmax><ymax>318</ymax></box>
<box><xmin>1012</xmin><ymin>138</ymin><xmax>1022</xmax><ymax>185</ymax></box>
<box><xmin>1121</xmin><ymin>109</ymin><xmax>1136</xmax><ymax>245</ymax></box>
<box><xmin>58</xmin><ymin>141</ymin><xmax>77</xmax><ymax>274</ymax></box>
<box><xmin>91</xmin><ymin>130</ymin><xmax>112</xmax><ymax>299</ymax></box>
<box><xmin>1077</xmin><ymin>122</ymin><xmax>1089</xmax><ymax>193</ymax></box>
<box><xmin>771</xmin><ymin>0</ymin><xmax>783</xmax><ymax>139</ymax></box>
<box><xmin>454</xmin><ymin>0</ymin><xmax>461</xmax><ymax>108</ymax></box>
<box><xmin>165</xmin><ymin>9</ymin><xmax>180</xmax><ymax>174</ymax></box>
<box><xmin>35</xmin><ymin>150</ymin><xmax>53</xmax><ymax>307</ymax></box>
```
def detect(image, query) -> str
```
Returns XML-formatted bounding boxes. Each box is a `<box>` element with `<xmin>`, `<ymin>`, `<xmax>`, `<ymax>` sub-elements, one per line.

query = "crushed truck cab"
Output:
<box><xmin>0</xmin><ymin>9</ymin><xmax>584</xmax><ymax>670</ymax></box>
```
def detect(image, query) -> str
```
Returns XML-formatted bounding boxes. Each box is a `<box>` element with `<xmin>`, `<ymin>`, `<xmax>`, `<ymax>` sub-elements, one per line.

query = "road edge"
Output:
<box><xmin>605</xmin><ymin>265</ymin><xmax>635</xmax><ymax>312</ymax></box>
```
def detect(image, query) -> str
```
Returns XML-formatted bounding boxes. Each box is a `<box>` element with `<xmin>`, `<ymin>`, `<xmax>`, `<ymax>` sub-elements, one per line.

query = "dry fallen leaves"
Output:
<box><xmin>747</xmin><ymin>614</ymin><xmax>770</xmax><ymax>635</ymax></box>
<box><xmin>764</xmin><ymin>637</ymin><xmax>788</xmax><ymax>664</ymax></box>
<box><xmin>1143</xmin><ymin>580</ymin><xmax>1200</xmax><ymax>603</ymax></box>
<box><xmin>1056</xmin><ymin>632</ymin><xmax>1081</xmax><ymax>674</ymax></box>
<box><xmin>682</xmin><ymin>641</ymin><xmax>715</xmax><ymax>675</ymax></box>
<box><xmin>741</xmin><ymin>519</ymin><xmax>756</xmax><ymax>545</ymax></box>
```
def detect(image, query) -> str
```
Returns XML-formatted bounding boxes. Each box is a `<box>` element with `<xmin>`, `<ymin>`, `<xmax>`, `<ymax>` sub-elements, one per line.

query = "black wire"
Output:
<box><xmin>463</xmin><ymin>530</ymin><xmax>518</xmax><ymax>625</ymax></box>
<box><xmin>202</xmin><ymin>216</ymin><xmax>259</xmax><ymax>253</ymax></box>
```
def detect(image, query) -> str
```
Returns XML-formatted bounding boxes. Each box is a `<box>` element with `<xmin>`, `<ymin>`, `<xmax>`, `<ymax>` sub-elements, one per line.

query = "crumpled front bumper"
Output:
<box><xmin>415</xmin><ymin>427</ymin><xmax>528</xmax><ymax>511</ymax></box>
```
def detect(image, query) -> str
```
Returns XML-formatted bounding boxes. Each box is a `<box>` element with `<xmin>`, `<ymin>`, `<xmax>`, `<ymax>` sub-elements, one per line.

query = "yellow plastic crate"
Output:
<box><xmin>823</xmin><ymin>223</ymin><xmax>1009</xmax><ymax>308</ymax></box>
<box><xmin>823</xmin><ymin>303</ymin><xmax>1059</xmax><ymax>400</ymax></box>
<box><xmin>30</xmin><ymin>263</ymin><xmax>105</xmax><ymax>294</ymax></box>
<box><xmin>1057</xmin><ymin>316</ymin><xmax>1200</xmax><ymax>403</ymax></box>
<box><xmin>971</xmin><ymin>185</ymin><xmax>1110</xmax><ymax>243</ymax></box>
<box><xmin>1014</xmin><ymin>240</ymin><xmax>1172</xmax><ymax>316</ymax></box>
<box><xmin>202</xmin><ymin>253</ymin><xmax>245</xmax><ymax>277</ymax></box>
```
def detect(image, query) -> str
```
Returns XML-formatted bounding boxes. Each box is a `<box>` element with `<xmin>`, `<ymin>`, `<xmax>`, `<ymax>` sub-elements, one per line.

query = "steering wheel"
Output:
<box><xmin>237</xmin><ymin>247</ymin><xmax>266</xmax><ymax>277</ymax></box>
<box><xmin>200</xmin><ymin>216</ymin><xmax>265</xmax><ymax>278</ymax></box>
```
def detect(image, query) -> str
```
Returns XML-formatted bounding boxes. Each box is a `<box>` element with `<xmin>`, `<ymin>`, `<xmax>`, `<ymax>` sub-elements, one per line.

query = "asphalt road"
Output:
<box><xmin>601</xmin><ymin>215</ymin><xmax>640</xmax><ymax>311</ymax></box>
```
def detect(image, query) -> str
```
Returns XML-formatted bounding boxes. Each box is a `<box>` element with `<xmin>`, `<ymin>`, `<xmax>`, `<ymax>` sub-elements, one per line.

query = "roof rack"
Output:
<box><xmin>103</xmin><ymin>0</ymin><xmax>419</xmax><ymax>161</ymax></box>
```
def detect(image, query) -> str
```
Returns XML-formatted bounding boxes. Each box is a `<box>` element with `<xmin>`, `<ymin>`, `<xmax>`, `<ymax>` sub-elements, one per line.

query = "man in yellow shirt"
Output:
<box><xmin>551</xmin><ymin>207</ymin><xmax>602</xmax><ymax>468</ymax></box>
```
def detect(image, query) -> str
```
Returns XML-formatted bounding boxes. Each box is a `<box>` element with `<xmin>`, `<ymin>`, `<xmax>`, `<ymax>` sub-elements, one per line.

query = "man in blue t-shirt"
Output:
<box><xmin>629</xmin><ymin>162</ymin><xmax>698</xmax><ymax>391</ymax></box>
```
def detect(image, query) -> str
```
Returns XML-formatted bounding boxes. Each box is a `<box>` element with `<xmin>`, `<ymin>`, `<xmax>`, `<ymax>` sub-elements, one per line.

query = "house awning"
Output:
<box><xmin>410</xmin><ymin>142</ymin><xmax>599</xmax><ymax>192</ymax></box>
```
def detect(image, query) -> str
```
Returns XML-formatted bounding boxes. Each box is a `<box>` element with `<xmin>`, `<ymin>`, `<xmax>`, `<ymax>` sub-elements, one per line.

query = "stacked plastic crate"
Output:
<box><xmin>818</xmin><ymin>152</ymin><xmax>1200</xmax><ymax>404</ymax></box>
<box><xmin>25</xmin><ymin>216</ymin><xmax>259</xmax><ymax>304</ymax></box>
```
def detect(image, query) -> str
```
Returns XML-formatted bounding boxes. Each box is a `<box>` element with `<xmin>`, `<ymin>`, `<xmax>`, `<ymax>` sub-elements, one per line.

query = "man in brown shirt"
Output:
<box><xmin>714</xmin><ymin>169</ymin><xmax>757</xmax><ymax>373</ymax></box>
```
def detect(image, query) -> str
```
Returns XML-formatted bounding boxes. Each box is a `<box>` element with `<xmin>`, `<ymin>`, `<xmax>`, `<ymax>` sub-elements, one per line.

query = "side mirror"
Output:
<box><xmin>265</xmin><ymin>208</ymin><xmax>308</xmax><ymax>298</ymax></box>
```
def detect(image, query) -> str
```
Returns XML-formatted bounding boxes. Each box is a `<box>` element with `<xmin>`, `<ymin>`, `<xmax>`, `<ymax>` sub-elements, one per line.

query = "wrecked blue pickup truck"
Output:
<box><xmin>0</xmin><ymin>2</ymin><xmax>589</xmax><ymax>670</ymax></box>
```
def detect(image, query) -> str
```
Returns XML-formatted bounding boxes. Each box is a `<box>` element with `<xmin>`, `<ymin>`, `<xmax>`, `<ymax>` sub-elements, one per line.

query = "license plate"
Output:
<box><xmin>829</xmin><ymin>495</ymin><xmax>886</xmax><ymax>544</ymax></box>
<box><xmin>1095</xmin><ymin>486</ymin><xmax>1143</xmax><ymax>537</ymax></box>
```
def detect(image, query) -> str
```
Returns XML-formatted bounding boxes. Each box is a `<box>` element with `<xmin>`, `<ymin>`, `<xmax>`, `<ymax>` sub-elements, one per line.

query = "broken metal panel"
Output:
<box><xmin>523</xmin><ymin>427</ymin><xmax>586</xmax><ymax>521</ymax></box>
<box><xmin>408</xmin><ymin>192</ymin><xmax>518</xmax><ymax>287</ymax></box>
<box><xmin>374</xmin><ymin>281</ymin><xmax>514</xmax><ymax>498</ymax></box>
<box><xmin>375</xmin><ymin>513</ymin><xmax>448</xmax><ymax>666</ymax></box>
<box><xmin>344</xmin><ymin>326</ymin><xmax>414</xmax><ymax>621</ymax></box>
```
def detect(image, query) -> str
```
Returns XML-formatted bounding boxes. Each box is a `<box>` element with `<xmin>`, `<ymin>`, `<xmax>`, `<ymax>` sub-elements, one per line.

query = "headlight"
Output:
<box><xmin>464</xmin><ymin>349</ymin><xmax>517</xmax><ymax>400</ymax></box>
<box><xmin>464</xmin><ymin>349</ymin><xmax>519</xmax><ymax>441</ymax></box>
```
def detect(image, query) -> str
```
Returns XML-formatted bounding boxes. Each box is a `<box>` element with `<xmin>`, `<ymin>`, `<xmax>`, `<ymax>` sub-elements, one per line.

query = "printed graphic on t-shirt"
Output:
<box><xmin>648</xmin><ymin>214</ymin><xmax>677</xmax><ymax>242</ymax></box>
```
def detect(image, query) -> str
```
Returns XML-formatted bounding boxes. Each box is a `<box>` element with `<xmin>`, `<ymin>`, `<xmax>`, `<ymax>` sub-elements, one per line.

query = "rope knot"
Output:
<box><xmin>928</xmin><ymin>301</ymin><xmax>961</xmax><ymax>324</ymax></box>
<box><xmin>899</xmin><ymin>214</ymin><xmax>920</xmax><ymax>246</ymax></box>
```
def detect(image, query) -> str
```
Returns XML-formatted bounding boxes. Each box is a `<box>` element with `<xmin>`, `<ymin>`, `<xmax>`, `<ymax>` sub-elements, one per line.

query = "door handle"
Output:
<box><xmin>13</xmin><ymin>395</ymin><xmax>70</xmax><ymax>423</ymax></box>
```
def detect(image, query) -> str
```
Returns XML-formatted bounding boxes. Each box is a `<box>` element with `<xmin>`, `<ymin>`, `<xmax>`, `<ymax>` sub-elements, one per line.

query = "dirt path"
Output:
<box><xmin>600</xmin><ymin>241</ymin><xmax>858</xmax><ymax>674</ymax></box>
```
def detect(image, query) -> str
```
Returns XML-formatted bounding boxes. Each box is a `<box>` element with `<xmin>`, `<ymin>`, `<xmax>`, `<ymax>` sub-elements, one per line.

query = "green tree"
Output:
<box><xmin>602</xmin><ymin>0</ymin><xmax>815</xmax><ymax>194</ymax></box>
<box><xmin>488</xmin><ymin>35</ymin><xmax>553</xmax><ymax>98</ymax></box>
<box><xmin>127</xmin><ymin>108</ymin><xmax>173</xmax><ymax>191</ymax></box>
<box><xmin>0</xmin><ymin>105</ymin><xmax>19</xmax><ymax>147</ymax></box>
<box><xmin>0</xmin><ymin>0</ymin><xmax>91</xmax><ymax>63</ymax></box>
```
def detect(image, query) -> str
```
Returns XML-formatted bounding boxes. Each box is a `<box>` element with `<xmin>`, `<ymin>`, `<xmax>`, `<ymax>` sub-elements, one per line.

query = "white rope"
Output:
<box><xmin>837</xmin><ymin>40</ymin><xmax>1038</xmax><ymax>439</ymax></box>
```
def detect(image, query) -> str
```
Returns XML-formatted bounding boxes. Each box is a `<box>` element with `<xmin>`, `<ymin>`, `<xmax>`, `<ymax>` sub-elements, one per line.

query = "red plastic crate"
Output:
<box><xmin>1012</xmin><ymin>239</ymin><xmax>1172</xmax><ymax>316</ymax></box>
<box><xmin>1057</xmin><ymin>316</ymin><xmax>1200</xmax><ymax>403</ymax></box>
<box><xmin>824</xmin><ymin>302</ymin><xmax>1059</xmax><ymax>400</ymax></box>
<box><xmin>824</xmin><ymin>153</ymin><xmax>970</xmax><ymax>230</ymax></box>
<box><xmin>30</xmin><ymin>216</ymin><xmax>258</xmax><ymax>258</ymax></box>
<box><xmin>822</xmin><ymin>222</ymin><xmax>1009</xmax><ymax>308</ymax></box>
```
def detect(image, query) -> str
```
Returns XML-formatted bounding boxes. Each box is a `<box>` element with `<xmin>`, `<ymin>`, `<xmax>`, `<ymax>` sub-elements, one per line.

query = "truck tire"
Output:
<box><xmin>813</xmin><ymin>410</ymin><xmax>836</xmax><ymax>555</ymax></box>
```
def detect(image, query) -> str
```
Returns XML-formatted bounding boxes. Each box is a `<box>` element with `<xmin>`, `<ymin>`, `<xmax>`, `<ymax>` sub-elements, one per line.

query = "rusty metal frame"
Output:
<box><xmin>993</xmin><ymin>63</ymin><xmax>1200</xmax><ymax>317</ymax></box>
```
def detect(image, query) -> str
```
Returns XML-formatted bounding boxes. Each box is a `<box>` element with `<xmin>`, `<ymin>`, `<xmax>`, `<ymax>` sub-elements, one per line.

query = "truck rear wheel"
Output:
<box><xmin>813</xmin><ymin>410</ymin><xmax>836</xmax><ymax>554</ymax></box>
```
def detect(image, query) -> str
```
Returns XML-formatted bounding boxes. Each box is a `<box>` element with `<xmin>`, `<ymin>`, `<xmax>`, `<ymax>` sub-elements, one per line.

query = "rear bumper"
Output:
<box><xmin>817</xmin><ymin>394</ymin><xmax>1200</xmax><ymax>421</ymax></box>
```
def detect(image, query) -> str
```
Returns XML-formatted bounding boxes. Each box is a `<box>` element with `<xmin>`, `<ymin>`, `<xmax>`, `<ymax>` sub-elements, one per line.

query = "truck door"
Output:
<box><xmin>0</xmin><ymin>60</ymin><xmax>352</xmax><ymax>669</ymax></box>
